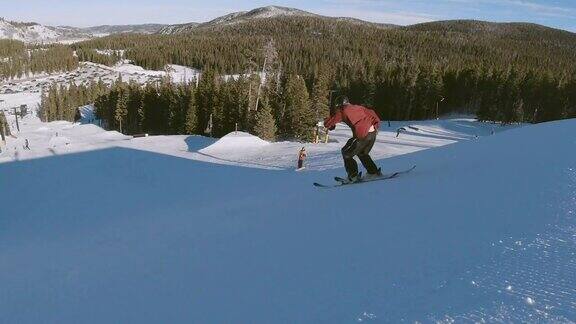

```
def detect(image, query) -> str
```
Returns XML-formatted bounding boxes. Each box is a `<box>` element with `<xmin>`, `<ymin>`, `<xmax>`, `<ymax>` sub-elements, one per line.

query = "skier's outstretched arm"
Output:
<box><xmin>324</xmin><ymin>110</ymin><xmax>343</xmax><ymax>131</ymax></box>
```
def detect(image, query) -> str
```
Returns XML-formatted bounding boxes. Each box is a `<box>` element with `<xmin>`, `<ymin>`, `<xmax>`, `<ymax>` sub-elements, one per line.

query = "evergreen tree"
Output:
<box><xmin>142</xmin><ymin>83</ymin><xmax>163</xmax><ymax>134</ymax></box>
<box><xmin>185</xmin><ymin>87</ymin><xmax>198</xmax><ymax>134</ymax></box>
<box><xmin>126</xmin><ymin>81</ymin><xmax>143</xmax><ymax>134</ymax></box>
<box><xmin>513</xmin><ymin>98</ymin><xmax>525</xmax><ymax>123</ymax></box>
<box><xmin>38</xmin><ymin>91</ymin><xmax>49</xmax><ymax>122</ymax></box>
<box><xmin>253</xmin><ymin>97</ymin><xmax>277</xmax><ymax>141</ymax></box>
<box><xmin>196</xmin><ymin>69</ymin><xmax>218</xmax><ymax>134</ymax></box>
<box><xmin>115</xmin><ymin>89</ymin><xmax>128</xmax><ymax>133</ymax></box>
<box><xmin>282</xmin><ymin>75</ymin><xmax>314</xmax><ymax>141</ymax></box>
<box><xmin>311</xmin><ymin>67</ymin><xmax>331</xmax><ymax>122</ymax></box>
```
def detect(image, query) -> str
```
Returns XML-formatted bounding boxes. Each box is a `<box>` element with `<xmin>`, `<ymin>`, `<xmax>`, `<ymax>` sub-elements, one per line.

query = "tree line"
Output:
<box><xmin>75</xmin><ymin>47</ymin><xmax>122</xmax><ymax>66</ymax></box>
<box><xmin>39</xmin><ymin>57</ymin><xmax>576</xmax><ymax>142</ymax></box>
<box><xmin>0</xmin><ymin>40</ymin><xmax>78</xmax><ymax>80</ymax></box>
<box><xmin>8</xmin><ymin>15</ymin><xmax>576</xmax><ymax>127</ymax></box>
<box><xmin>75</xmin><ymin>16</ymin><xmax>576</xmax><ymax>123</ymax></box>
<box><xmin>39</xmin><ymin>64</ymin><xmax>331</xmax><ymax>142</ymax></box>
<box><xmin>38</xmin><ymin>79</ymin><xmax>108</xmax><ymax>122</ymax></box>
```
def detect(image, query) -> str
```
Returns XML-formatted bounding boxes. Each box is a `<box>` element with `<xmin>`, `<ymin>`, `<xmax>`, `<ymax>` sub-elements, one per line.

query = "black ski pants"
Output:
<box><xmin>342</xmin><ymin>131</ymin><xmax>379</xmax><ymax>177</ymax></box>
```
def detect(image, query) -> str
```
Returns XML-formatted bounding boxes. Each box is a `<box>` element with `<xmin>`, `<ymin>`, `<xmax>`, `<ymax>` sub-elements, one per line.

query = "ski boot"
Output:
<box><xmin>363</xmin><ymin>168</ymin><xmax>383</xmax><ymax>181</ymax></box>
<box><xmin>346</xmin><ymin>172</ymin><xmax>363</xmax><ymax>184</ymax></box>
<box><xmin>335</xmin><ymin>172</ymin><xmax>362</xmax><ymax>184</ymax></box>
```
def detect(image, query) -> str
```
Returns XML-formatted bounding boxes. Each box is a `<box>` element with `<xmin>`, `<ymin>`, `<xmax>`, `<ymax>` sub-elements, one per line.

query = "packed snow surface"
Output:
<box><xmin>200</xmin><ymin>132</ymin><xmax>270</xmax><ymax>154</ymax></box>
<box><xmin>1</xmin><ymin>90</ymin><xmax>576</xmax><ymax>322</ymax></box>
<box><xmin>0</xmin><ymin>91</ymin><xmax>515</xmax><ymax>169</ymax></box>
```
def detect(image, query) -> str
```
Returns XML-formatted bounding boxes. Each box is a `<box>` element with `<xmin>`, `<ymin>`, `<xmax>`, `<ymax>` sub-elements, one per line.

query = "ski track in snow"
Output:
<box><xmin>435</xmin><ymin>167</ymin><xmax>576</xmax><ymax>323</ymax></box>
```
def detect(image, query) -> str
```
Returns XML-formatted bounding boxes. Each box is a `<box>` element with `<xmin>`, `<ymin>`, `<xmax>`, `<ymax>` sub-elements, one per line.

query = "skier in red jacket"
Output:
<box><xmin>324</xmin><ymin>97</ymin><xmax>381</xmax><ymax>182</ymax></box>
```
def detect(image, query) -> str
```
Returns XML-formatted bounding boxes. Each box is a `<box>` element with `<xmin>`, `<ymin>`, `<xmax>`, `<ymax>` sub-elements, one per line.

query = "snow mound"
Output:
<box><xmin>199</xmin><ymin>132</ymin><xmax>269</xmax><ymax>154</ymax></box>
<box><xmin>94</xmin><ymin>130</ymin><xmax>131</xmax><ymax>141</ymax></box>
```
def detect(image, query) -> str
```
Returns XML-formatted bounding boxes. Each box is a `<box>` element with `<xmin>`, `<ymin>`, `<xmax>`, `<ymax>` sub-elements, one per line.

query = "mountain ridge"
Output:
<box><xmin>0</xmin><ymin>18</ymin><xmax>168</xmax><ymax>43</ymax></box>
<box><xmin>406</xmin><ymin>19</ymin><xmax>576</xmax><ymax>36</ymax></box>
<box><xmin>157</xmin><ymin>6</ymin><xmax>574</xmax><ymax>35</ymax></box>
<box><xmin>1</xmin><ymin>6</ymin><xmax>574</xmax><ymax>43</ymax></box>
<box><xmin>159</xmin><ymin>5</ymin><xmax>397</xmax><ymax>33</ymax></box>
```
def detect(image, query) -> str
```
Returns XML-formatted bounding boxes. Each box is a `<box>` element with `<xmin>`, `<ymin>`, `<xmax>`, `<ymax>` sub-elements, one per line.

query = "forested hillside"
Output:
<box><xmin>75</xmin><ymin>16</ymin><xmax>576</xmax><ymax>124</ymax></box>
<box><xmin>0</xmin><ymin>40</ymin><xmax>78</xmax><ymax>80</ymax></box>
<box><xmin>3</xmin><ymin>11</ymin><xmax>576</xmax><ymax>137</ymax></box>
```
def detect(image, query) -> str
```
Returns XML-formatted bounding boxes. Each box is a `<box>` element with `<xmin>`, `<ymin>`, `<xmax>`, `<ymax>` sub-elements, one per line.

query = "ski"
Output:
<box><xmin>334</xmin><ymin>172</ymin><xmax>362</xmax><ymax>184</ymax></box>
<box><xmin>314</xmin><ymin>165</ymin><xmax>416</xmax><ymax>189</ymax></box>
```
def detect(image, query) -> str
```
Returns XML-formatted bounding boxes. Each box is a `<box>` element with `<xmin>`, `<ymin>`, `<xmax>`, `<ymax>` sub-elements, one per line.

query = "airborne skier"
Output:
<box><xmin>324</xmin><ymin>97</ymin><xmax>382</xmax><ymax>183</ymax></box>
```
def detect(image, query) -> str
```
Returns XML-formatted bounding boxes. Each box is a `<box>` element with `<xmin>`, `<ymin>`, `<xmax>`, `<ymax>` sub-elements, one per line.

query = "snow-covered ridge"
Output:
<box><xmin>217</xmin><ymin>5</ymin><xmax>316</xmax><ymax>22</ymax></box>
<box><xmin>0</xmin><ymin>19</ymin><xmax>167</xmax><ymax>44</ymax></box>
<box><xmin>159</xmin><ymin>5</ymin><xmax>396</xmax><ymax>34</ymax></box>
<box><xmin>207</xmin><ymin>6</ymin><xmax>315</xmax><ymax>27</ymax></box>
<box><xmin>0</xmin><ymin>19</ymin><xmax>83</xmax><ymax>44</ymax></box>
<box><xmin>159</xmin><ymin>6</ymin><xmax>315</xmax><ymax>33</ymax></box>
<box><xmin>157</xmin><ymin>23</ymin><xmax>200</xmax><ymax>35</ymax></box>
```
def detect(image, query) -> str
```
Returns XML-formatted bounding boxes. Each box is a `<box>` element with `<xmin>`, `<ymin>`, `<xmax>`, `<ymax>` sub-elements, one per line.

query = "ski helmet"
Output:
<box><xmin>341</xmin><ymin>96</ymin><xmax>350</xmax><ymax>105</ymax></box>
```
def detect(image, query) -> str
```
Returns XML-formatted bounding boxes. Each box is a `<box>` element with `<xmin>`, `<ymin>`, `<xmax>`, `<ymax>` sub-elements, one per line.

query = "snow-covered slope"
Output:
<box><xmin>0</xmin><ymin>19</ymin><xmax>60</xmax><ymax>43</ymax></box>
<box><xmin>0</xmin><ymin>19</ymin><xmax>167</xmax><ymax>44</ymax></box>
<box><xmin>207</xmin><ymin>5</ymin><xmax>315</xmax><ymax>24</ymax></box>
<box><xmin>0</xmin><ymin>70</ymin><xmax>573</xmax><ymax>322</ymax></box>
<box><xmin>0</xmin><ymin>19</ymin><xmax>90</xmax><ymax>44</ymax></box>
<box><xmin>0</xmin><ymin>91</ymin><xmax>515</xmax><ymax>168</ymax></box>
<box><xmin>156</xmin><ymin>23</ymin><xmax>200</xmax><ymax>35</ymax></box>
<box><xmin>200</xmin><ymin>6</ymin><xmax>316</xmax><ymax>28</ymax></box>
<box><xmin>1</xmin><ymin>94</ymin><xmax>575</xmax><ymax>322</ymax></box>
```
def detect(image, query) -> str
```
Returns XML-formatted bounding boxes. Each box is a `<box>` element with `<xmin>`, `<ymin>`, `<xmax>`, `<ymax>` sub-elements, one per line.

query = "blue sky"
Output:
<box><xmin>2</xmin><ymin>0</ymin><xmax>575</xmax><ymax>32</ymax></box>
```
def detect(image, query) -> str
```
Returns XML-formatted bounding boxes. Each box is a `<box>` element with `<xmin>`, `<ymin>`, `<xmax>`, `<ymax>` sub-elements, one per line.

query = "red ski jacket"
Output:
<box><xmin>324</xmin><ymin>104</ymin><xmax>381</xmax><ymax>139</ymax></box>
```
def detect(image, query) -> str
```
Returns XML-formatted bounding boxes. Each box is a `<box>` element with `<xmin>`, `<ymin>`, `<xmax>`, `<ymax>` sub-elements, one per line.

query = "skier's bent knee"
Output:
<box><xmin>342</xmin><ymin>148</ymin><xmax>354</xmax><ymax>159</ymax></box>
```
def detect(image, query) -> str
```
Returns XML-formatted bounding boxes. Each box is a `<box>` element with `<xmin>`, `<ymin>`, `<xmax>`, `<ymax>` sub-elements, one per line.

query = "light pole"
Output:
<box><xmin>436</xmin><ymin>96</ymin><xmax>445</xmax><ymax>120</ymax></box>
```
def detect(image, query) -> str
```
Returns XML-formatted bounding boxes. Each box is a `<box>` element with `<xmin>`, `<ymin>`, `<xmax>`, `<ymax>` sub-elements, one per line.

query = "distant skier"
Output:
<box><xmin>297</xmin><ymin>147</ymin><xmax>307</xmax><ymax>170</ymax></box>
<box><xmin>24</xmin><ymin>139</ymin><xmax>30</xmax><ymax>150</ymax></box>
<box><xmin>324</xmin><ymin>96</ymin><xmax>381</xmax><ymax>182</ymax></box>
